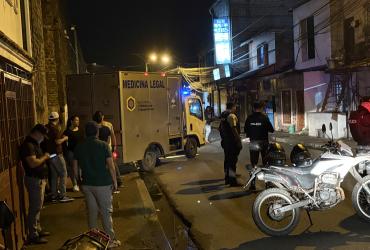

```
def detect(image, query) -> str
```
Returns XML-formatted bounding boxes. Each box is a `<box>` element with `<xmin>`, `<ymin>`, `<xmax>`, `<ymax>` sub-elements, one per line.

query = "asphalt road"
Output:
<box><xmin>154</xmin><ymin>137</ymin><xmax>370</xmax><ymax>250</ymax></box>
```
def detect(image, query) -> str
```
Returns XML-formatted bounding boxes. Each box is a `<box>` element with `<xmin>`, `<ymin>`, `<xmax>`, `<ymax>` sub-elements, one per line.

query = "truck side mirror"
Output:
<box><xmin>329</xmin><ymin>122</ymin><xmax>333</xmax><ymax>131</ymax></box>
<box><xmin>322</xmin><ymin>124</ymin><xmax>326</xmax><ymax>134</ymax></box>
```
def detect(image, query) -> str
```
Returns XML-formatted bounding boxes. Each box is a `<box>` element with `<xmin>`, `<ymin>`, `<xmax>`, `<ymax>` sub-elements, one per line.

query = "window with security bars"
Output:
<box><xmin>0</xmin><ymin>73</ymin><xmax>34</xmax><ymax>173</ymax></box>
<box><xmin>0</xmin><ymin>73</ymin><xmax>8</xmax><ymax>173</ymax></box>
<box><xmin>257</xmin><ymin>43</ymin><xmax>269</xmax><ymax>66</ymax></box>
<box><xmin>333</xmin><ymin>81</ymin><xmax>343</xmax><ymax>103</ymax></box>
<box><xmin>300</xmin><ymin>16</ymin><xmax>315</xmax><ymax>61</ymax></box>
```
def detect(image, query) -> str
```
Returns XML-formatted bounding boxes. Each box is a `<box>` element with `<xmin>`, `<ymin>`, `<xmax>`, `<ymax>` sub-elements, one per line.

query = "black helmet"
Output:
<box><xmin>264</xmin><ymin>143</ymin><xmax>286</xmax><ymax>166</ymax></box>
<box><xmin>290</xmin><ymin>144</ymin><xmax>312</xmax><ymax>167</ymax></box>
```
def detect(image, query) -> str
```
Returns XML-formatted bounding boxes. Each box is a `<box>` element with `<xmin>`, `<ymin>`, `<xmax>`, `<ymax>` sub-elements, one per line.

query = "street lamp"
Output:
<box><xmin>70</xmin><ymin>25</ymin><xmax>79</xmax><ymax>74</ymax></box>
<box><xmin>161</xmin><ymin>54</ymin><xmax>171</xmax><ymax>65</ymax></box>
<box><xmin>149</xmin><ymin>53</ymin><xmax>158</xmax><ymax>63</ymax></box>
<box><xmin>145</xmin><ymin>53</ymin><xmax>171</xmax><ymax>72</ymax></box>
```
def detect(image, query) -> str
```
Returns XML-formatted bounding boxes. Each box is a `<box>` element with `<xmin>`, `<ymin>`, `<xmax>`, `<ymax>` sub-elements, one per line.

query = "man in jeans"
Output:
<box><xmin>44</xmin><ymin>112</ymin><xmax>74</xmax><ymax>202</ymax></box>
<box><xmin>20</xmin><ymin>124</ymin><xmax>51</xmax><ymax>244</ymax></box>
<box><xmin>73</xmin><ymin>121</ymin><xmax>121</xmax><ymax>248</ymax></box>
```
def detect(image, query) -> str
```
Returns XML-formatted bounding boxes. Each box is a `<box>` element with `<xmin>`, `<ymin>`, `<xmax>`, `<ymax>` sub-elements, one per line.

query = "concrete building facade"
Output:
<box><xmin>0</xmin><ymin>0</ymin><xmax>85</xmax><ymax>248</ymax></box>
<box><xmin>293</xmin><ymin>0</ymin><xmax>370</xmax><ymax>138</ymax></box>
<box><xmin>210</xmin><ymin>0</ymin><xmax>304</xmax><ymax>129</ymax></box>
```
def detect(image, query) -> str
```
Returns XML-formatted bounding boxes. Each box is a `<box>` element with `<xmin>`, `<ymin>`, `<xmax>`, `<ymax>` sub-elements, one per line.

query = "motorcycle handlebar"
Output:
<box><xmin>320</xmin><ymin>141</ymin><xmax>340</xmax><ymax>152</ymax></box>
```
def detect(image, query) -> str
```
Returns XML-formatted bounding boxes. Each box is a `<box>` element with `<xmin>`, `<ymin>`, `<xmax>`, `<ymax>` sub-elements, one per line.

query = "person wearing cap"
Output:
<box><xmin>73</xmin><ymin>121</ymin><xmax>121</xmax><ymax>248</ymax></box>
<box><xmin>44</xmin><ymin>112</ymin><xmax>74</xmax><ymax>203</ymax></box>
<box><xmin>20</xmin><ymin>124</ymin><xmax>51</xmax><ymax>244</ymax></box>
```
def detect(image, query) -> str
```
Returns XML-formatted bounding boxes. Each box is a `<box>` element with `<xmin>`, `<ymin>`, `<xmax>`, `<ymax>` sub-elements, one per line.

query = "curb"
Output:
<box><xmin>152</xmin><ymin>174</ymin><xmax>205</xmax><ymax>250</ymax></box>
<box><xmin>272</xmin><ymin>136</ymin><xmax>325</xmax><ymax>151</ymax></box>
<box><xmin>135</xmin><ymin>173</ymin><xmax>173</xmax><ymax>250</ymax></box>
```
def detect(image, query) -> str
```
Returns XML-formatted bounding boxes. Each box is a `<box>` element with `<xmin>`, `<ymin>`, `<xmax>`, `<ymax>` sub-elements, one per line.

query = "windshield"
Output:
<box><xmin>189</xmin><ymin>98</ymin><xmax>203</xmax><ymax>120</ymax></box>
<box><xmin>338</xmin><ymin>140</ymin><xmax>353</xmax><ymax>157</ymax></box>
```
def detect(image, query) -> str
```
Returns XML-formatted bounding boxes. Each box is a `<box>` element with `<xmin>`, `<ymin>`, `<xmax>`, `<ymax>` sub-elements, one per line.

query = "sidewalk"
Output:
<box><xmin>271</xmin><ymin>131</ymin><xmax>357</xmax><ymax>150</ymax></box>
<box><xmin>210</xmin><ymin>119</ymin><xmax>358</xmax><ymax>150</ymax></box>
<box><xmin>24</xmin><ymin>172</ymin><xmax>171</xmax><ymax>250</ymax></box>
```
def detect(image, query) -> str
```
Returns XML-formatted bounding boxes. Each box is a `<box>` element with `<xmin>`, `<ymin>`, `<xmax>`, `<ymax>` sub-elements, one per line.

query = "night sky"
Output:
<box><xmin>68</xmin><ymin>0</ymin><xmax>215</xmax><ymax>69</ymax></box>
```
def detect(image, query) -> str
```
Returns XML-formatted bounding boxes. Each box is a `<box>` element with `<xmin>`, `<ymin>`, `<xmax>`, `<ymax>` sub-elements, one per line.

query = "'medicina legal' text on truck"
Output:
<box><xmin>67</xmin><ymin>71</ymin><xmax>206</xmax><ymax>171</ymax></box>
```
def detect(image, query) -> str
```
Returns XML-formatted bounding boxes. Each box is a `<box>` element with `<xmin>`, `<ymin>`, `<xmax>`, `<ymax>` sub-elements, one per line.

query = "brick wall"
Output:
<box><xmin>30</xmin><ymin>0</ymin><xmax>48</xmax><ymax>123</ymax></box>
<box><xmin>41</xmin><ymin>0</ymin><xmax>85</xmax><ymax>124</ymax></box>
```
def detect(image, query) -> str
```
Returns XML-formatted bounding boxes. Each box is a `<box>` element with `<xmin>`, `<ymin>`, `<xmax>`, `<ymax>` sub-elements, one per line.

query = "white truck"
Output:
<box><xmin>66</xmin><ymin>71</ymin><xmax>206</xmax><ymax>171</ymax></box>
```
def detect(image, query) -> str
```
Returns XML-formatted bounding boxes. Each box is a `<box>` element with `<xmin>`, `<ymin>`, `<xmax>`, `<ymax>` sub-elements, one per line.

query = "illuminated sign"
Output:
<box><xmin>224</xmin><ymin>64</ymin><xmax>231</xmax><ymax>77</ymax></box>
<box><xmin>213</xmin><ymin>18</ymin><xmax>231</xmax><ymax>65</ymax></box>
<box><xmin>213</xmin><ymin>68</ymin><xmax>220</xmax><ymax>81</ymax></box>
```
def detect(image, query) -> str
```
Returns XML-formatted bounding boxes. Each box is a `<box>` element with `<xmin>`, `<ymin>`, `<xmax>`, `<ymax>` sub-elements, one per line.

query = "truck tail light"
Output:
<box><xmin>144</xmin><ymin>72</ymin><xmax>149</xmax><ymax>76</ymax></box>
<box><xmin>161</xmin><ymin>72</ymin><xmax>166</xmax><ymax>77</ymax></box>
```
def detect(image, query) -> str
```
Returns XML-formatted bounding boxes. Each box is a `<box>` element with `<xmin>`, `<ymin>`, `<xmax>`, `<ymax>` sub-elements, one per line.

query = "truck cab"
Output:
<box><xmin>183</xmin><ymin>95</ymin><xmax>206</xmax><ymax>157</ymax></box>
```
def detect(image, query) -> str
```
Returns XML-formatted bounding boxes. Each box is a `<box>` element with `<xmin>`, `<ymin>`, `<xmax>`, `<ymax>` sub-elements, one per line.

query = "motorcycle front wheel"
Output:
<box><xmin>352</xmin><ymin>175</ymin><xmax>370</xmax><ymax>222</ymax></box>
<box><xmin>252</xmin><ymin>188</ymin><xmax>300</xmax><ymax>236</ymax></box>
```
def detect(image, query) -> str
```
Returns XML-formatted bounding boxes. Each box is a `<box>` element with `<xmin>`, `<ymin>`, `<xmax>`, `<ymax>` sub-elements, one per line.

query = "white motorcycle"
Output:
<box><xmin>247</xmin><ymin>123</ymin><xmax>370</xmax><ymax>236</ymax></box>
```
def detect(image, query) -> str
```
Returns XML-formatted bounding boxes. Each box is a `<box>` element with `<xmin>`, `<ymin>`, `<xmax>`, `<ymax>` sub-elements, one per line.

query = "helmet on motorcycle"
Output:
<box><xmin>290</xmin><ymin>144</ymin><xmax>312</xmax><ymax>167</ymax></box>
<box><xmin>264</xmin><ymin>143</ymin><xmax>286</xmax><ymax>166</ymax></box>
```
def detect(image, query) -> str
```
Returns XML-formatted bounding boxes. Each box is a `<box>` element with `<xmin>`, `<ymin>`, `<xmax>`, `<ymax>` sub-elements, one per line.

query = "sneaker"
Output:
<box><xmin>38</xmin><ymin>231</ymin><xmax>51</xmax><ymax>237</ymax></box>
<box><xmin>50</xmin><ymin>196</ymin><xmax>58</xmax><ymax>203</ymax></box>
<box><xmin>58</xmin><ymin>196</ymin><xmax>74</xmax><ymax>203</ymax></box>
<box><xmin>225</xmin><ymin>178</ymin><xmax>230</xmax><ymax>185</ymax></box>
<box><xmin>28</xmin><ymin>237</ymin><xmax>48</xmax><ymax>245</ymax></box>
<box><xmin>73</xmin><ymin>185</ymin><xmax>80</xmax><ymax>192</ymax></box>
<box><xmin>108</xmin><ymin>239</ymin><xmax>121</xmax><ymax>248</ymax></box>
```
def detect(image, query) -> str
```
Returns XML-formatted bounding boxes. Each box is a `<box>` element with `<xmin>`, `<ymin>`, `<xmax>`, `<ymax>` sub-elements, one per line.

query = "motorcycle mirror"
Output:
<box><xmin>322</xmin><ymin>124</ymin><xmax>326</xmax><ymax>134</ymax></box>
<box><xmin>329</xmin><ymin>122</ymin><xmax>333</xmax><ymax>131</ymax></box>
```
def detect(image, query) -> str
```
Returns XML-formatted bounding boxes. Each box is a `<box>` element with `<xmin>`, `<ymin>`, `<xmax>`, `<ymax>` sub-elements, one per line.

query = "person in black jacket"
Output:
<box><xmin>244</xmin><ymin>101</ymin><xmax>274</xmax><ymax>190</ymax></box>
<box><xmin>219</xmin><ymin>102</ymin><xmax>242</xmax><ymax>186</ymax></box>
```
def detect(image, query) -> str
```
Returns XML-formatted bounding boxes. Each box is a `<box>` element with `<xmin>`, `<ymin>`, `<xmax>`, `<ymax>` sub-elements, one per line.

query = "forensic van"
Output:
<box><xmin>66</xmin><ymin>71</ymin><xmax>206</xmax><ymax>171</ymax></box>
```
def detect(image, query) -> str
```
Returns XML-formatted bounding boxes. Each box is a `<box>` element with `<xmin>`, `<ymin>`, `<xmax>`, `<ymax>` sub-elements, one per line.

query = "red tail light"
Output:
<box><xmin>113</xmin><ymin>151</ymin><xmax>119</xmax><ymax>159</ymax></box>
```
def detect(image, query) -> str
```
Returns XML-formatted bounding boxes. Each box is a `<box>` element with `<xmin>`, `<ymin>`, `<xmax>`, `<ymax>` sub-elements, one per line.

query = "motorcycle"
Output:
<box><xmin>245</xmin><ymin>123</ymin><xmax>370</xmax><ymax>236</ymax></box>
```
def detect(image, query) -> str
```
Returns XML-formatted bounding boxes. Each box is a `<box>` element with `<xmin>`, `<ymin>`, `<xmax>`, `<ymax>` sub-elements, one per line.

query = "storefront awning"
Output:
<box><xmin>229</xmin><ymin>67</ymin><xmax>265</xmax><ymax>81</ymax></box>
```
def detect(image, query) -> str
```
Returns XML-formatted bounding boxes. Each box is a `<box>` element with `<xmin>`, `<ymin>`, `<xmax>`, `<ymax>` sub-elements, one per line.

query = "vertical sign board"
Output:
<box><xmin>213</xmin><ymin>68</ymin><xmax>221</xmax><ymax>81</ymax></box>
<box><xmin>213</xmin><ymin>18</ymin><xmax>231</xmax><ymax>65</ymax></box>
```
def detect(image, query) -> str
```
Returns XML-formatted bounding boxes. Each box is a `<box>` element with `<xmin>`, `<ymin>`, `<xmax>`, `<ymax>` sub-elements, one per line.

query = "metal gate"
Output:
<box><xmin>0</xmin><ymin>70</ymin><xmax>34</xmax><ymax>249</ymax></box>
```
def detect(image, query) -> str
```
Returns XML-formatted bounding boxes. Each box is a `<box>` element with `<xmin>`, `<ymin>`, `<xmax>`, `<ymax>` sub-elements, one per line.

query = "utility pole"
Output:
<box><xmin>71</xmin><ymin>26</ymin><xmax>79</xmax><ymax>74</ymax></box>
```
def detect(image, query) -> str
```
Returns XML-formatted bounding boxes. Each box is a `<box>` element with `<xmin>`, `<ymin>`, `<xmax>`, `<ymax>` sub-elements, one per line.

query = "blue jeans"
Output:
<box><xmin>49</xmin><ymin>154</ymin><xmax>67</xmax><ymax>198</ymax></box>
<box><xmin>82</xmin><ymin>185</ymin><xmax>115</xmax><ymax>239</ymax></box>
<box><xmin>24</xmin><ymin>176</ymin><xmax>46</xmax><ymax>239</ymax></box>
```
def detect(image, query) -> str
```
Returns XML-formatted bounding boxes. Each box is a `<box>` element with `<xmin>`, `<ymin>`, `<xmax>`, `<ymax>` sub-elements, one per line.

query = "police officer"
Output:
<box><xmin>244</xmin><ymin>101</ymin><xmax>274</xmax><ymax>190</ymax></box>
<box><xmin>219</xmin><ymin>102</ymin><xmax>242</xmax><ymax>186</ymax></box>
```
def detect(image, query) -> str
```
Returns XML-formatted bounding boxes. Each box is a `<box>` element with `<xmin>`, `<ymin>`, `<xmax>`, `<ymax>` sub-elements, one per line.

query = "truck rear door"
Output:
<box><xmin>120</xmin><ymin>72</ymin><xmax>170</xmax><ymax>163</ymax></box>
<box><xmin>167</xmin><ymin>76</ymin><xmax>182</xmax><ymax>137</ymax></box>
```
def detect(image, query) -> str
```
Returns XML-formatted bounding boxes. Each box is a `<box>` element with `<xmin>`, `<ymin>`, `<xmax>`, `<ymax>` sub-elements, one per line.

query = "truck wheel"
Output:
<box><xmin>185</xmin><ymin>137</ymin><xmax>197</xmax><ymax>159</ymax></box>
<box><xmin>142</xmin><ymin>149</ymin><xmax>157</xmax><ymax>172</ymax></box>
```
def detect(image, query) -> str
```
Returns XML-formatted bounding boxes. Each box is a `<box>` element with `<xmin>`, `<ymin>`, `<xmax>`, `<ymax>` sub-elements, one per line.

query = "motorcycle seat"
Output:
<box><xmin>270</xmin><ymin>165</ymin><xmax>315</xmax><ymax>175</ymax></box>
